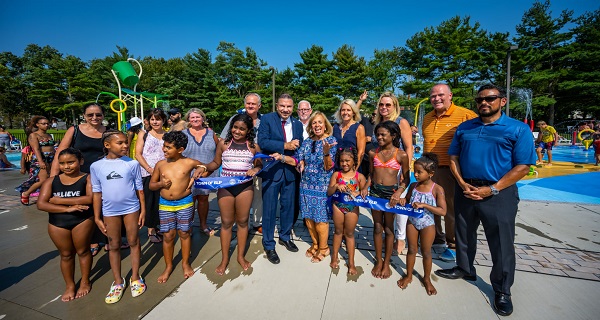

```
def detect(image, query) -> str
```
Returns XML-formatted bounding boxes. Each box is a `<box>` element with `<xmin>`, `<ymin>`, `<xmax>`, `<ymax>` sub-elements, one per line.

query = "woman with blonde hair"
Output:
<box><xmin>182</xmin><ymin>108</ymin><xmax>219</xmax><ymax>236</ymax></box>
<box><xmin>332</xmin><ymin>99</ymin><xmax>366</xmax><ymax>170</ymax></box>
<box><xmin>296</xmin><ymin>111</ymin><xmax>337</xmax><ymax>262</ymax></box>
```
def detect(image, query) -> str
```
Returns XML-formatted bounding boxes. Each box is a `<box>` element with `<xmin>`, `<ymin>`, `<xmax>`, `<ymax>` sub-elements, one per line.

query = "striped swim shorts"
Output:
<box><xmin>158</xmin><ymin>194</ymin><xmax>194</xmax><ymax>232</ymax></box>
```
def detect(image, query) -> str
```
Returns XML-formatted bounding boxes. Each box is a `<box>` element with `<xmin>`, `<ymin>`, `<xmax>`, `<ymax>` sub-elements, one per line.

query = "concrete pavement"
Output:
<box><xmin>0</xmin><ymin>169</ymin><xmax>599</xmax><ymax>319</ymax></box>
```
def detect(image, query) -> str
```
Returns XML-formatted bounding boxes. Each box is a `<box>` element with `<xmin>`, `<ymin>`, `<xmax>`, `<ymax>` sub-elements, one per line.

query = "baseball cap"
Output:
<box><xmin>168</xmin><ymin>108</ymin><xmax>181</xmax><ymax>115</ymax></box>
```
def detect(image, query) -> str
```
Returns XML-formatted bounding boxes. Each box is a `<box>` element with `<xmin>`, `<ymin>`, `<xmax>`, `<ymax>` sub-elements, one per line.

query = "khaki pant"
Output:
<box><xmin>432</xmin><ymin>167</ymin><xmax>456</xmax><ymax>247</ymax></box>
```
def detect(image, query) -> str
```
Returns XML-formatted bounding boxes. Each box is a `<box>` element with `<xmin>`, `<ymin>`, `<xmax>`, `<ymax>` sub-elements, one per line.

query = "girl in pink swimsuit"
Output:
<box><xmin>327</xmin><ymin>147</ymin><xmax>368</xmax><ymax>275</ymax></box>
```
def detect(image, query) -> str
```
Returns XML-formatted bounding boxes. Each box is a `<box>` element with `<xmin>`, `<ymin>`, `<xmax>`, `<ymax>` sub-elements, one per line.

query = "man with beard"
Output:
<box><xmin>435</xmin><ymin>84</ymin><xmax>535</xmax><ymax>316</ymax></box>
<box><xmin>169</xmin><ymin>108</ymin><xmax>187</xmax><ymax>131</ymax></box>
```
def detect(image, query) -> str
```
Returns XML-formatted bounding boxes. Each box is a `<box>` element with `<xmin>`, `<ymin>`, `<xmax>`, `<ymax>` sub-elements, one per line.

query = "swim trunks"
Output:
<box><xmin>158</xmin><ymin>194</ymin><xmax>194</xmax><ymax>232</ymax></box>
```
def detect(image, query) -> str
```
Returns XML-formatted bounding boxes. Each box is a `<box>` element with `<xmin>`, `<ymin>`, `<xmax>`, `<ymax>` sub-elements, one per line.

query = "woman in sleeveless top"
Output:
<box><xmin>51</xmin><ymin>103</ymin><xmax>107</xmax><ymax>254</ymax></box>
<box><xmin>136</xmin><ymin>109</ymin><xmax>167</xmax><ymax>243</ymax></box>
<box><xmin>182</xmin><ymin>108</ymin><xmax>218</xmax><ymax>236</ymax></box>
<box><xmin>17</xmin><ymin>116</ymin><xmax>56</xmax><ymax>205</ymax></box>
<box><xmin>332</xmin><ymin>99</ymin><xmax>366</xmax><ymax>171</ymax></box>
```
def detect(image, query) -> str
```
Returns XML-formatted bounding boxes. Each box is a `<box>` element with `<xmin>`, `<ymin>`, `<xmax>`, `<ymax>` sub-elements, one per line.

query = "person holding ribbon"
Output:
<box><xmin>327</xmin><ymin>147</ymin><xmax>368</xmax><ymax>274</ymax></box>
<box><xmin>182</xmin><ymin>108</ymin><xmax>218</xmax><ymax>236</ymax></box>
<box><xmin>203</xmin><ymin>113</ymin><xmax>262</xmax><ymax>275</ymax></box>
<box><xmin>149</xmin><ymin>131</ymin><xmax>206</xmax><ymax>283</ymax></box>
<box><xmin>397</xmin><ymin>153</ymin><xmax>447</xmax><ymax>295</ymax></box>
<box><xmin>296</xmin><ymin>111</ymin><xmax>337</xmax><ymax>263</ymax></box>
<box><xmin>367</xmin><ymin>120</ymin><xmax>410</xmax><ymax>279</ymax></box>
<box><xmin>257</xmin><ymin>93</ymin><xmax>304</xmax><ymax>264</ymax></box>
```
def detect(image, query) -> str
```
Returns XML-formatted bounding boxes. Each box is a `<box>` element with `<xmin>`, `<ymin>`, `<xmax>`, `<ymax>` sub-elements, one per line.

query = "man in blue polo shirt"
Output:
<box><xmin>435</xmin><ymin>84</ymin><xmax>535</xmax><ymax>317</ymax></box>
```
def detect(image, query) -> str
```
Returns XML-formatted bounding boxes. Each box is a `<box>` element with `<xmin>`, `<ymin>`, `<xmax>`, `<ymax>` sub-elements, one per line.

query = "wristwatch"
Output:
<box><xmin>489</xmin><ymin>185</ymin><xmax>499</xmax><ymax>196</ymax></box>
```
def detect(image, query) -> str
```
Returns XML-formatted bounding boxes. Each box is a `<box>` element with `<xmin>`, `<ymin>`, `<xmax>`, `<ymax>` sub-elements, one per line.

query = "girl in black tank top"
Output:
<box><xmin>37</xmin><ymin>148</ymin><xmax>95</xmax><ymax>302</ymax></box>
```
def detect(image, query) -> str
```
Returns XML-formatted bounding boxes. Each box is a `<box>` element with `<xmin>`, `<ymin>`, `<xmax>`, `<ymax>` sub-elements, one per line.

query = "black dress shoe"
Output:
<box><xmin>494</xmin><ymin>292</ymin><xmax>513</xmax><ymax>316</ymax></box>
<box><xmin>434</xmin><ymin>266</ymin><xmax>476</xmax><ymax>281</ymax></box>
<box><xmin>278</xmin><ymin>240</ymin><xmax>299</xmax><ymax>252</ymax></box>
<box><xmin>265</xmin><ymin>249</ymin><xmax>280</xmax><ymax>264</ymax></box>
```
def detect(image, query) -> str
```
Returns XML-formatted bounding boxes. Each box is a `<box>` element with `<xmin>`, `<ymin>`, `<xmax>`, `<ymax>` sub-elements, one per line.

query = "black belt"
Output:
<box><xmin>464</xmin><ymin>179</ymin><xmax>497</xmax><ymax>187</ymax></box>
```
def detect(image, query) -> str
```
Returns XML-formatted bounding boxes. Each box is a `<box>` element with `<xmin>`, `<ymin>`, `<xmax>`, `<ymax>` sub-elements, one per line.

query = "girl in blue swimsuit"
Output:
<box><xmin>397</xmin><ymin>153</ymin><xmax>447</xmax><ymax>295</ymax></box>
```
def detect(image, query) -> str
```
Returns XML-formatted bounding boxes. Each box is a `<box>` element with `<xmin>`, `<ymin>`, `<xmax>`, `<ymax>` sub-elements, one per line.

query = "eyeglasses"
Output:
<box><xmin>474</xmin><ymin>96</ymin><xmax>501</xmax><ymax>104</ymax></box>
<box><xmin>378</xmin><ymin>103</ymin><xmax>393</xmax><ymax>107</ymax></box>
<box><xmin>298</xmin><ymin>108</ymin><xmax>312</xmax><ymax>112</ymax></box>
<box><xmin>85</xmin><ymin>113</ymin><xmax>104</xmax><ymax>118</ymax></box>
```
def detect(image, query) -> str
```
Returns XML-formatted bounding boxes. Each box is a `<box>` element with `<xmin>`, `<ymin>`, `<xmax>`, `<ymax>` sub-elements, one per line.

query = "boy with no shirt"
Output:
<box><xmin>149</xmin><ymin>131</ymin><xmax>206</xmax><ymax>283</ymax></box>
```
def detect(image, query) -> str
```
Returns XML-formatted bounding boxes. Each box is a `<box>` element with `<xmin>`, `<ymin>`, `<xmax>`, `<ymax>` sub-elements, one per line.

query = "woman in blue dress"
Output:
<box><xmin>298</xmin><ymin>111</ymin><xmax>337</xmax><ymax>263</ymax></box>
<box><xmin>332</xmin><ymin>99</ymin><xmax>366</xmax><ymax>171</ymax></box>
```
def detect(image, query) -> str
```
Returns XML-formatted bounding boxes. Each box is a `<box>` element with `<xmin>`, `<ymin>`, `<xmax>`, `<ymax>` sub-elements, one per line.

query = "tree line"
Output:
<box><xmin>1</xmin><ymin>0</ymin><xmax>598</xmax><ymax>131</ymax></box>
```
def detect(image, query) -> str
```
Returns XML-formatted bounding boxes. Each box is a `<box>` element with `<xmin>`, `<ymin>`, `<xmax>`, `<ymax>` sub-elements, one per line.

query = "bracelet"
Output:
<box><xmin>196</xmin><ymin>164</ymin><xmax>207</xmax><ymax>171</ymax></box>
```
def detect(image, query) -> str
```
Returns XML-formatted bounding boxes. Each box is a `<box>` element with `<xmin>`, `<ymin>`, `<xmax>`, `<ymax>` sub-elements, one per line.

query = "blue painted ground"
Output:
<box><xmin>517</xmin><ymin>172</ymin><xmax>600</xmax><ymax>204</ymax></box>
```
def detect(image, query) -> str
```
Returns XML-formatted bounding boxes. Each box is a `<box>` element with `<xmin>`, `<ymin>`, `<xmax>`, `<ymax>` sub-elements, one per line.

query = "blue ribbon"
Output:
<box><xmin>329</xmin><ymin>192</ymin><xmax>424</xmax><ymax>218</ymax></box>
<box><xmin>193</xmin><ymin>153</ymin><xmax>276</xmax><ymax>190</ymax></box>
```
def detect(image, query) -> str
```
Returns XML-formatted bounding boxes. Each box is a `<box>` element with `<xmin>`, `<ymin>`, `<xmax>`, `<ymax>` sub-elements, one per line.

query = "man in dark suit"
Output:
<box><xmin>257</xmin><ymin>93</ymin><xmax>304</xmax><ymax>264</ymax></box>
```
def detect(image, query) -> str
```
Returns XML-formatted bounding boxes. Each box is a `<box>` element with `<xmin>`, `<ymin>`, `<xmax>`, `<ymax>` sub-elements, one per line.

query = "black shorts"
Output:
<box><xmin>223</xmin><ymin>181</ymin><xmax>253</xmax><ymax>197</ymax></box>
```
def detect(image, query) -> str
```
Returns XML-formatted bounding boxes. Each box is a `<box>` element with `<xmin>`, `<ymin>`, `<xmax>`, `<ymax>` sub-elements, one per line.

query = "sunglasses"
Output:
<box><xmin>378</xmin><ymin>103</ymin><xmax>393</xmax><ymax>107</ymax></box>
<box><xmin>474</xmin><ymin>96</ymin><xmax>501</xmax><ymax>104</ymax></box>
<box><xmin>85</xmin><ymin>113</ymin><xmax>104</xmax><ymax>118</ymax></box>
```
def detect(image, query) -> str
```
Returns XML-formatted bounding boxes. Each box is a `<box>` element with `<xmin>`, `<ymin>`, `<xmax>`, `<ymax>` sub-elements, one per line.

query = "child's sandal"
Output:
<box><xmin>105</xmin><ymin>278</ymin><xmax>126</xmax><ymax>304</ymax></box>
<box><xmin>130</xmin><ymin>277</ymin><xmax>146</xmax><ymax>298</ymax></box>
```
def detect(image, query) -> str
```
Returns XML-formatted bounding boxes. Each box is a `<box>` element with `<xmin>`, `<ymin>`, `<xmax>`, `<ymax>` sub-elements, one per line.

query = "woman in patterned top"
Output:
<box><xmin>297</xmin><ymin>111</ymin><xmax>337</xmax><ymax>263</ymax></box>
<box><xmin>135</xmin><ymin>109</ymin><xmax>167</xmax><ymax>243</ymax></box>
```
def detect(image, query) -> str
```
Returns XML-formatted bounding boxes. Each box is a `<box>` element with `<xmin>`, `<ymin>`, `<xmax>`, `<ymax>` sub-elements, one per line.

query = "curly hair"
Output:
<box><xmin>163</xmin><ymin>131</ymin><xmax>188</xmax><ymax>150</ymax></box>
<box><xmin>101</xmin><ymin>129</ymin><xmax>126</xmax><ymax>156</ymax></box>
<box><xmin>374</xmin><ymin>120</ymin><xmax>400</xmax><ymax>148</ymax></box>
<box><xmin>224</xmin><ymin>113</ymin><xmax>255</xmax><ymax>148</ymax></box>
<box><xmin>415</xmin><ymin>152</ymin><xmax>439</xmax><ymax>174</ymax></box>
<box><xmin>334</xmin><ymin>146</ymin><xmax>359</xmax><ymax>170</ymax></box>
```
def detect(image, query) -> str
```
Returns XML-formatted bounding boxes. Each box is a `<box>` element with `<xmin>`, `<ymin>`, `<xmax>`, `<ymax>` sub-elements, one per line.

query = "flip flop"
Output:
<box><xmin>148</xmin><ymin>233</ymin><xmax>162</xmax><ymax>243</ymax></box>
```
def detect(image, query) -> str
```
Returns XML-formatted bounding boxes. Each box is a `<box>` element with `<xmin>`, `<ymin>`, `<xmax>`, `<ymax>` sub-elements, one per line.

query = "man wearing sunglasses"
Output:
<box><xmin>435</xmin><ymin>84</ymin><xmax>535</xmax><ymax>316</ymax></box>
<box><xmin>423</xmin><ymin>84</ymin><xmax>477</xmax><ymax>262</ymax></box>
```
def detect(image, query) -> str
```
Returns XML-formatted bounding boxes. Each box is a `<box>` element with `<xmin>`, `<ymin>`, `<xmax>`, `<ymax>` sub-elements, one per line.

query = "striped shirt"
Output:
<box><xmin>422</xmin><ymin>103</ymin><xmax>477</xmax><ymax>166</ymax></box>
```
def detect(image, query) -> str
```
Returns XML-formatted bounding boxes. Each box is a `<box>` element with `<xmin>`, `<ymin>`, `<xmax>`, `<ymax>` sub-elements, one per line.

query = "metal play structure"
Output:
<box><xmin>96</xmin><ymin>58</ymin><xmax>168</xmax><ymax>131</ymax></box>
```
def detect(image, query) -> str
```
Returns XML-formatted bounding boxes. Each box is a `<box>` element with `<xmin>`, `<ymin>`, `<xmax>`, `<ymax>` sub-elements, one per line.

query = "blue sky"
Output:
<box><xmin>0</xmin><ymin>0</ymin><xmax>598</xmax><ymax>70</ymax></box>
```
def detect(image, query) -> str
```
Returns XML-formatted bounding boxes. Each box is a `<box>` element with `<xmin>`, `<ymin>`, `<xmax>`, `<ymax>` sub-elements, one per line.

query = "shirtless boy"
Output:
<box><xmin>149</xmin><ymin>131</ymin><xmax>207</xmax><ymax>283</ymax></box>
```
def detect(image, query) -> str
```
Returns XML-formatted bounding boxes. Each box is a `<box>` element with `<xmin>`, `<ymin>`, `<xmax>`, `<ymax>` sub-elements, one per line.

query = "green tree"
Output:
<box><xmin>559</xmin><ymin>9</ymin><xmax>600</xmax><ymax>120</ymax></box>
<box><xmin>513</xmin><ymin>0</ymin><xmax>573</xmax><ymax>125</ymax></box>
<box><xmin>294</xmin><ymin>45</ymin><xmax>338</xmax><ymax>113</ymax></box>
<box><xmin>398</xmin><ymin>16</ymin><xmax>508</xmax><ymax>107</ymax></box>
<box><xmin>331</xmin><ymin>44</ymin><xmax>368</xmax><ymax>101</ymax></box>
<box><xmin>0</xmin><ymin>52</ymin><xmax>27</xmax><ymax>128</ymax></box>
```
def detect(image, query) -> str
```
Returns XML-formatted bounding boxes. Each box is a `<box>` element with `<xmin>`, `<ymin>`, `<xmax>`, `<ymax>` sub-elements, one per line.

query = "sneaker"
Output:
<box><xmin>105</xmin><ymin>278</ymin><xmax>126</xmax><ymax>304</ymax></box>
<box><xmin>440</xmin><ymin>248</ymin><xmax>456</xmax><ymax>262</ymax></box>
<box><xmin>130</xmin><ymin>277</ymin><xmax>146</xmax><ymax>298</ymax></box>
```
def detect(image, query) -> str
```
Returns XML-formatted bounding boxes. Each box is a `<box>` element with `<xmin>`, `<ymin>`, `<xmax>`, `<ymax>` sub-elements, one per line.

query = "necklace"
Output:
<box><xmin>340</xmin><ymin>121</ymin><xmax>354</xmax><ymax>137</ymax></box>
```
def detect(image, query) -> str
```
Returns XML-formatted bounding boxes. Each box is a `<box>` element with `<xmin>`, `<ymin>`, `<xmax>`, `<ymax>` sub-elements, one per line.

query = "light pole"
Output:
<box><xmin>505</xmin><ymin>44</ymin><xmax>518</xmax><ymax>117</ymax></box>
<box><xmin>269</xmin><ymin>66</ymin><xmax>276</xmax><ymax>112</ymax></box>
